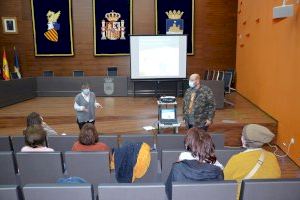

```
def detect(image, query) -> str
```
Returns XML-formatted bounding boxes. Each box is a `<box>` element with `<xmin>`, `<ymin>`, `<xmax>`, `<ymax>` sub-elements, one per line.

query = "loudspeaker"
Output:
<box><xmin>273</xmin><ymin>4</ymin><xmax>294</xmax><ymax>19</ymax></box>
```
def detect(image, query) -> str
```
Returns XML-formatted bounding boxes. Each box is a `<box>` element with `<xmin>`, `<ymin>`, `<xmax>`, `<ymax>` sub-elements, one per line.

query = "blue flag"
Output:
<box><xmin>13</xmin><ymin>46</ymin><xmax>22</xmax><ymax>79</ymax></box>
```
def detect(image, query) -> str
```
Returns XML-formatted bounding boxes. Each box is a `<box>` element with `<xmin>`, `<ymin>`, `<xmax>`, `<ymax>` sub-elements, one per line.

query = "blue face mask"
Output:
<box><xmin>189</xmin><ymin>80</ymin><xmax>195</xmax><ymax>88</ymax></box>
<box><xmin>82</xmin><ymin>89</ymin><xmax>90</xmax><ymax>95</ymax></box>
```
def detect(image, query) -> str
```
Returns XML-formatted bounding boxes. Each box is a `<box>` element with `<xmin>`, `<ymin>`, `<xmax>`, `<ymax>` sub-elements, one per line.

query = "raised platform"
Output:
<box><xmin>1</xmin><ymin>93</ymin><xmax>300</xmax><ymax>177</ymax></box>
<box><xmin>0</xmin><ymin>92</ymin><xmax>276</xmax><ymax>146</ymax></box>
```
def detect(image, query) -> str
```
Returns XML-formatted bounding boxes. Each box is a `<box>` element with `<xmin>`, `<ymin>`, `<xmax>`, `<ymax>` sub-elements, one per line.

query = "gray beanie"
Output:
<box><xmin>242</xmin><ymin>124</ymin><xmax>275</xmax><ymax>148</ymax></box>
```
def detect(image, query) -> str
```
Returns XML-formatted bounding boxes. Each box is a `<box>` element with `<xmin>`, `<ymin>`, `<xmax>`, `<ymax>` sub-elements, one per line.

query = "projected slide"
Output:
<box><xmin>130</xmin><ymin>35</ymin><xmax>187</xmax><ymax>79</ymax></box>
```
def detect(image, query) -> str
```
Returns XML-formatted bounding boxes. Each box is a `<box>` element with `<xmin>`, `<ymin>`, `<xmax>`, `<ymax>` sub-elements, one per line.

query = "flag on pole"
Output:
<box><xmin>2</xmin><ymin>48</ymin><xmax>10</xmax><ymax>80</ymax></box>
<box><xmin>13</xmin><ymin>46</ymin><xmax>22</xmax><ymax>79</ymax></box>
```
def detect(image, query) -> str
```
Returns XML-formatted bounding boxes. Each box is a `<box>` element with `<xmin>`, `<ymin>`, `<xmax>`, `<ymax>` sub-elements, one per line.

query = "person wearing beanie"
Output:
<box><xmin>224</xmin><ymin>124</ymin><xmax>281</xmax><ymax>180</ymax></box>
<box><xmin>224</xmin><ymin>124</ymin><xmax>281</xmax><ymax>200</ymax></box>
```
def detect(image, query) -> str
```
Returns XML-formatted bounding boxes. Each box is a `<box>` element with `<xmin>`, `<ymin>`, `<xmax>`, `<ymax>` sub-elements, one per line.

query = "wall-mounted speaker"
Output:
<box><xmin>273</xmin><ymin>5</ymin><xmax>294</xmax><ymax>19</ymax></box>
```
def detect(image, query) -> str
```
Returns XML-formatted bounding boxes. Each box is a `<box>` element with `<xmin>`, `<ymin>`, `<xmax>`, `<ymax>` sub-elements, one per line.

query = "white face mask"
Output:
<box><xmin>189</xmin><ymin>80</ymin><xmax>195</xmax><ymax>88</ymax></box>
<box><xmin>82</xmin><ymin>89</ymin><xmax>90</xmax><ymax>95</ymax></box>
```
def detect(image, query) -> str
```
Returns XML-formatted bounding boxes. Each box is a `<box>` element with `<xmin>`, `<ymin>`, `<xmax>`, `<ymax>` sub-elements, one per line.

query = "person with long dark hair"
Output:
<box><xmin>165</xmin><ymin>128</ymin><xmax>224</xmax><ymax>200</ymax></box>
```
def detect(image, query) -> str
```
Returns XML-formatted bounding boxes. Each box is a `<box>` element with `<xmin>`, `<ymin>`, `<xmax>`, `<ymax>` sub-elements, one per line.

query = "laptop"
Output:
<box><xmin>159</xmin><ymin>108</ymin><xmax>178</xmax><ymax>125</ymax></box>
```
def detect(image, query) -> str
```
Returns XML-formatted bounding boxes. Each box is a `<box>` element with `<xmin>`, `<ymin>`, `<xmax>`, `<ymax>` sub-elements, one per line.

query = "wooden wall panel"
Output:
<box><xmin>0</xmin><ymin>0</ymin><xmax>237</xmax><ymax>77</ymax></box>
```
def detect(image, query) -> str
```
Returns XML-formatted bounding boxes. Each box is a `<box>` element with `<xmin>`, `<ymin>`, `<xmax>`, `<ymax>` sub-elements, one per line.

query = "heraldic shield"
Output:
<box><xmin>104</xmin><ymin>77</ymin><xmax>114</xmax><ymax>95</ymax></box>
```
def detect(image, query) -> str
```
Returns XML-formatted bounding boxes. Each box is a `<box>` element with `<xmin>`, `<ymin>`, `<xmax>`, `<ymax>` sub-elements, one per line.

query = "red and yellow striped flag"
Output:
<box><xmin>44</xmin><ymin>29</ymin><xmax>58</xmax><ymax>42</ymax></box>
<box><xmin>2</xmin><ymin>48</ymin><xmax>10</xmax><ymax>80</ymax></box>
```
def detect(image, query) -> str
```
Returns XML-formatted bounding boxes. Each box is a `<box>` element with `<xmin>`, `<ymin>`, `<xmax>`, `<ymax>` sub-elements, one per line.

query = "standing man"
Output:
<box><xmin>183</xmin><ymin>74</ymin><xmax>216</xmax><ymax>131</ymax></box>
<box><xmin>74</xmin><ymin>83</ymin><xmax>102</xmax><ymax>129</ymax></box>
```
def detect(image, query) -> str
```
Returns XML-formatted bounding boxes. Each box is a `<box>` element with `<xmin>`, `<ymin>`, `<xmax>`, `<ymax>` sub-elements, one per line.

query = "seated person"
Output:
<box><xmin>224</xmin><ymin>124</ymin><xmax>281</xmax><ymax>180</ymax></box>
<box><xmin>165</xmin><ymin>128</ymin><xmax>224</xmax><ymax>200</ymax></box>
<box><xmin>72</xmin><ymin>123</ymin><xmax>110</xmax><ymax>151</ymax></box>
<box><xmin>26</xmin><ymin>112</ymin><xmax>58</xmax><ymax>135</ymax></box>
<box><xmin>21</xmin><ymin>125</ymin><xmax>54</xmax><ymax>152</ymax></box>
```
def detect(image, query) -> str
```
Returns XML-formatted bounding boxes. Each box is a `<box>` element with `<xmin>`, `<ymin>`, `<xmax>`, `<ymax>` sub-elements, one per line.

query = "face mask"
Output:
<box><xmin>82</xmin><ymin>89</ymin><xmax>90</xmax><ymax>95</ymax></box>
<box><xmin>189</xmin><ymin>80</ymin><xmax>195</xmax><ymax>88</ymax></box>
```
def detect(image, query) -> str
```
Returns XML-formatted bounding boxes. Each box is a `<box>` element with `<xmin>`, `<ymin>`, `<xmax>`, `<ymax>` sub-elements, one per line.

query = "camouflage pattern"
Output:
<box><xmin>183</xmin><ymin>85</ymin><xmax>216</xmax><ymax>128</ymax></box>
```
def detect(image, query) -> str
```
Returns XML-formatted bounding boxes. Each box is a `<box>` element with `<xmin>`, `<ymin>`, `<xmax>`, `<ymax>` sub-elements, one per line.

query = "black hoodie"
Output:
<box><xmin>165</xmin><ymin>160</ymin><xmax>224</xmax><ymax>200</ymax></box>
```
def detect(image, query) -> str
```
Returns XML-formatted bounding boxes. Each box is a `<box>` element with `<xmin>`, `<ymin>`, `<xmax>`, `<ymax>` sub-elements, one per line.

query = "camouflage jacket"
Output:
<box><xmin>183</xmin><ymin>85</ymin><xmax>216</xmax><ymax>128</ymax></box>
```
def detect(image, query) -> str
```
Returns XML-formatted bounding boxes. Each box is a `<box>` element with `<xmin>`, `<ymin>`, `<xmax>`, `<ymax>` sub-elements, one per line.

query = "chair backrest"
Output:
<box><xmin>23</xmin><ymin>184</ymin><xmax>93</xmax><ymax>200</ymax></box>
<box><xmin>161</xmin><ymin>149</ymin><xmax>241</xmax><ymax>181</ymax></box>
<box><xmin>119</xmin><ymin>134</ymin><xmax>154</xmax><ymax>147</ymax></box>
<box><xmin>0</xmin><ymin>151</ymin><xmax>17</xmax><ymax>184</ymax></box>
<box><xmin>0</xmin><ymin>185</ymin><xmax>20</xmax><ymax>200</ymax></box>
<box><xmin>224</xmin><ymin>71</ymin><xmax>233</xmax><ymax>93</ymax></box>
<box><xmin>240</xmin><ymin>179</ymin><xmax>300</xmax><ymax>200</ymax></box>
<box><xmin>156</xmin><ymin>134</ymin><xmax>185</xmax><ymax>150</ymax></box>
<box><xmin>212</xmin><ymin>70</ymin><xmax>217</xmax><ymax>80</ymax></box>
<box><xmin>217</xmin><ymin>71</ymin><xmax>225</xmax><ymax>81</ymax></box>
<box><xmin>210</xmin><ymin>133</ymin><xmax>225</xmax><ymax>149</ymax></box>
<box><xmin>43</xmin><ymin>70</ymin><xmax>54</xmax><ymax>77</ymax></box>
<box><xmin>156</xmin><ymin>134</ymin><xmax>185</xmax><ymax>161</ymax></box>
<box><xmin>73</xmin><ymin>70</ymin><xmax>84</xmax><ymax>77</ymax></box>
<box><xmin>47</xmin><ymin>135</ymin><xmax>78</xmax><ymax>152</ymax></box>
<box><xmin>157</xmin><ymin>134</ymin><xmax>224</xmax><ymax>158</ymax></box>
<box><xmin>64</xmin><ymin>151</ymin><xmax>111</xmax><ymax>186</ymax></box>
<box><xmin>226</xmin><ymin>68</ymin><xmax>235</xmax><ymax>83</ymax></box>
<box><xmin>107</xmin><ymin>67</ymin><xmax>118</xmax><ymax>76</ymax></box>
<box><xmin>10</xmin><ymin>136</ymin><xmax>25</xmax><ymax>152</ymax></box>
<box><xmin>161</xmin><ymin>150</ymin><xmax>181</xmax><ymax>181</ymax></box>
<box><xmin>204</xmin><ymin>70</ymin><xmax>210</xmax><ymax>80</ymax></box>
<box><xmin>215</xmin><ymin>148</ymin><xmax>244</xmax><ymax>166</ymax></box>
<box><xmin>99</xmin><ymin>135</ymin><xmax>118</xmax><ymax>149</ymax></box>
<box><xmin>98</xmin><ymin>183</ymin><xmax>166</xmax><ymax>200</ymax></box>
<box><xmin>0</xmin><ymin>136</ymin><xmax>12</xmax><ymax>151</ymax></box>
<box><xmin>208</xmin><ymin>70</ymin><xmax>214</xmax><ymax>80</ymax></box>
<box><xmin>172</xmin><ymin>181</ymin><xmax>237</xmax><ymax>200</ymax></box>
<box><xmin>138</xmin><ymin>151</ymin><xmax>159</xmax><ymax>182</ymax></box>
<box><xmin>16</xmin><ymin>152</ymin><xmax>64</xmax><ymax>185</ymax></box>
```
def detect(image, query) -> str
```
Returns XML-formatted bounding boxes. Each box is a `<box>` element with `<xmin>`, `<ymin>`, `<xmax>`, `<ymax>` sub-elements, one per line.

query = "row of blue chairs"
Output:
<box><xmin>1</xmin><ymin>179</ymin><xmax>300</xmax><ymax>200</ymax></box>
<box><xmin>0</xmin><ymin>148</ymin><xmax>243</xmax><ymax>186</ymax></box>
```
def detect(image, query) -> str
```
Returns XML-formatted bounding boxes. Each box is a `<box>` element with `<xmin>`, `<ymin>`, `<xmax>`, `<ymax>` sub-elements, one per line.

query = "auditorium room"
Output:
<box><xmin>0</xmin><ymin>0</ymin><xmax>299</xmax><ymax>199</ymax></box>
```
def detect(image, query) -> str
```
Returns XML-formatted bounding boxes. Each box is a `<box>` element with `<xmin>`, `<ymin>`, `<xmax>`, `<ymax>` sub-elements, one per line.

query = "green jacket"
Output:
<box><xmin>183</xmin><ymin>85</ymin><xmax>216</xmax><ymax>128</ymax></box>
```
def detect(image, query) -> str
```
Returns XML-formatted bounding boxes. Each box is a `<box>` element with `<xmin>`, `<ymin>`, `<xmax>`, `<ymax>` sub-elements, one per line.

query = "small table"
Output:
<box><xmin>157</xmin><ymin>100</ymin><xmax>178</xmax><ymax>134</ymax></box>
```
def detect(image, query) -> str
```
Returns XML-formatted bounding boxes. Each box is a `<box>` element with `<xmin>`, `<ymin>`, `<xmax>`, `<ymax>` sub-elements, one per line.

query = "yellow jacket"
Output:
<box><xmin>224</xmin><ymin>149</ymin><xmax>281</xmax><ymax>180</ymax></box>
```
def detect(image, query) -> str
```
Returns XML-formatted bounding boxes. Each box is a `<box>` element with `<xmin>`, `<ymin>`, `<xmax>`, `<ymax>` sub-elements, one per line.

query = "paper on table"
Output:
<box><xmin>143</xmin><ymin>126</ymin><xmax>155</xmax><ymax>131</ymax></box>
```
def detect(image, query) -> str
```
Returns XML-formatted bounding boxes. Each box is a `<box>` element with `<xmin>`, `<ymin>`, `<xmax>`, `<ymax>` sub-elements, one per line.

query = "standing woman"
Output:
<box><xmin>74</xmin><ymin>83</ymin><xmax>103</xmax><ymax>129</ymax></box>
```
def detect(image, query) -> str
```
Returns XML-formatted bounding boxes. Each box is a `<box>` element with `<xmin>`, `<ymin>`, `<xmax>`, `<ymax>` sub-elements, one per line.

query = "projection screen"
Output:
<box><xmin>130</xmin><ymin>35</ymin><xmax>187</xmax><ymax>79</ymax></box>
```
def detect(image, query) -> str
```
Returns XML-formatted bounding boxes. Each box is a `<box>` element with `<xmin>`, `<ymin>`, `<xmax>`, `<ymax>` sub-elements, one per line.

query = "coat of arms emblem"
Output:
<box><xmin>165</xmin><ymin>10</ymin><xmax>184</xmax><ymax>35</ymax></box>
<box><xmin>104</xmin><ymin>77</ymin><xmax>114</xmax><ymax>95</ymax></box>
<box><xmin>44</xmin><ymin>10</ymin><xmax>61</xmax><ymax>42</ymax></box>
<box><xmin>101</xmin><ymin>10</ymin><xmax>126</xmax><ymax>40</ymax></box>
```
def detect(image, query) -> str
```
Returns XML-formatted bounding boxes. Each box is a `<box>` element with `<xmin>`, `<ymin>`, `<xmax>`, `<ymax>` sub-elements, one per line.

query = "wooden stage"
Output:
<box><xmin>0</xmin><ymin>92</ymin><xmax>276</xmax><ymax>146</ymax></box>
<box><xmin>0</xmin><ymin>92</ymin><xmax>299</xmax><ymax>178</ymax></box>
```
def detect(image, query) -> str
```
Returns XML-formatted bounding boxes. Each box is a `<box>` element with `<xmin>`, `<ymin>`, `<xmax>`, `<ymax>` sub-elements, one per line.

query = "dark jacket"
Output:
<box><xmin>183</xmin><ymin>85</ymin><xmax>216</xmax><ymax>128</ymax></box>
<box><xmin>165</xmin><ymin>160</ymin><xmax>224</xmax><ymax>200</ymax></box>
<box><xmin>114</xmin><ymin>142</ymin><xmax>142</xmax><ymax>183</ymax></box>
